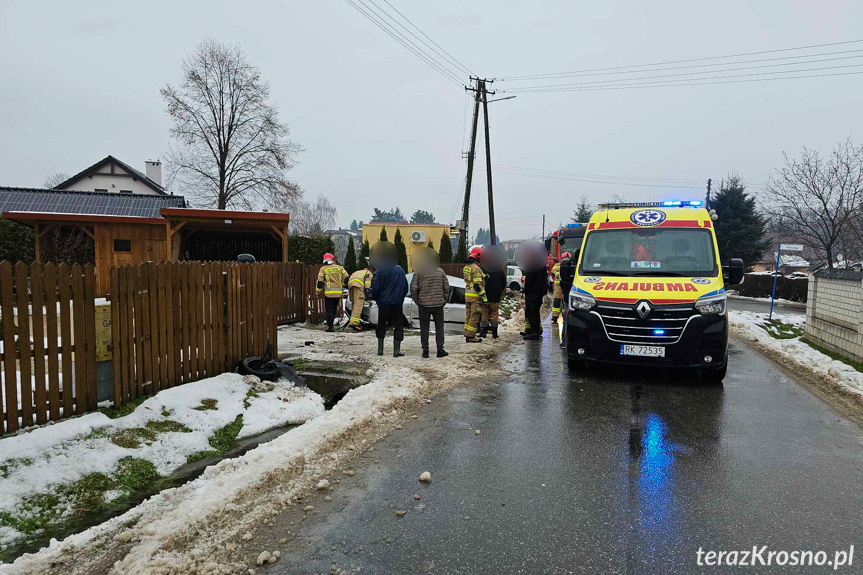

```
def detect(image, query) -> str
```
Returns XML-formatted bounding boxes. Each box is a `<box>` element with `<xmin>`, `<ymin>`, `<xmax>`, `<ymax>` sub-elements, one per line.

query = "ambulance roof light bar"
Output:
<box><xmin>597</xmin><ymin>200</ymin><xmax>704</xmax><ymax>209</ymax></box>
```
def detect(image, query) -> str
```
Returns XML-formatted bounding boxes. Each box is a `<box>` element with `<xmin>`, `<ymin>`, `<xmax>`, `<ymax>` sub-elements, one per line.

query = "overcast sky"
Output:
<box><xmin>1</xmin><ymin>0</ymin><xmax>861</xmax><ymax>240</ymax></box>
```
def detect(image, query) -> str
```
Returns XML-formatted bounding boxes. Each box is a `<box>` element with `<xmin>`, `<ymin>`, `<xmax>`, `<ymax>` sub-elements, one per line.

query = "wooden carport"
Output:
<box><xmin>160</xmin><ymin>208</ymin><xmax>290</xmax><ymax>263</ymax></box>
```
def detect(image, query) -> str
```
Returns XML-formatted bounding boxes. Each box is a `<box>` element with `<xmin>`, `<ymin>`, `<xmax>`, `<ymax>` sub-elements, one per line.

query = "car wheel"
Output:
<box><xmin>567</xmin><ymin>356</ymin><xmax>585</xmax><ymax>372</ymax></box>
<box><xmin>702</xmin><ymin>363</ymin><xmax>727</xmax><ymax>383</ymax></box>
<box><xmin>509</xmin><ymin>282</ymin><xmax>521</xmax><ymax>291</ymax></box>
<box><xmin>237</xmin><ymin>356</ymin><xmax>280</xmax><ymax>381</ymax></box>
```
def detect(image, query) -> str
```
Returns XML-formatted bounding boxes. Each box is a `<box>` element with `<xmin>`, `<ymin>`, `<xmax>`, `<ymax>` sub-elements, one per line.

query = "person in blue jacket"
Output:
<box><xmin>370</xmin><ymin>243</ymin><xmax>409</xmax><ymax>357</ymax></box>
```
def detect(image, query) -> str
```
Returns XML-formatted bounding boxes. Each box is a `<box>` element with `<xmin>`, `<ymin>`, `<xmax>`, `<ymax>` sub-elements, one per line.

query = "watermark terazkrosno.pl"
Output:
<box><xmin>696</xmin><ymin>546</ymin><xmax>854</xmax><ymax>570</ymax></box>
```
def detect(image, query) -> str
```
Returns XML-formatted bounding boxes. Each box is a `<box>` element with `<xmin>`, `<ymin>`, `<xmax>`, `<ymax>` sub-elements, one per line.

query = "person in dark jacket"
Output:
<box><xmin>521</xmin><ymin>266</ymin><xmax>547</xmax><ymax>340</ymax></box>
<box><xmin>370</xmin><ymin>262</ymin><xmax>409</xmax><ymax>357</ymax></box>
<box><xmin>480</xmin><ymin>267</ymin><xmax>506</xmax><ymax>339</ymax></box>
<box><xmin>410</xmin><ymin>266</ymin><xmax>450</xmax><ymax>358</ymax></box>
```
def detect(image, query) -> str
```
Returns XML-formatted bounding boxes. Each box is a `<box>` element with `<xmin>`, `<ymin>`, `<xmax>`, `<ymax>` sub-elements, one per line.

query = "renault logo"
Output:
<box><xmin>636</xmin><ymin>301</ymin><xmax>652</xmax><ymax>319</ymax></box>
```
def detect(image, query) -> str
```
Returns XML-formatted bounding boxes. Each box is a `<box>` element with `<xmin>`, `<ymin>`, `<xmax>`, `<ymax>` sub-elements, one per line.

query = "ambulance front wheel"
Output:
<box><xmin>567</xmin><ymin>356</ymin><xmax>585</xmax><ymax>372</ymax></box>
<box><xmin>702</xmin><ymin>363</ymin><xmax>727</xmax><ymax>383</ymax></box>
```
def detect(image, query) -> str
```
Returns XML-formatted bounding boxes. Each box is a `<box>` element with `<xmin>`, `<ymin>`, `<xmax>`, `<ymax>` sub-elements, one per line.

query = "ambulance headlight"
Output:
<box><xmin>569</xmin><ymin>291</ymin><xmax>596</xmax><ymax>311</ymax></box>
<box><xmin>695</xmin><ymin>293</ymin><xmax>727</xmax><ymax>315</ymax></box>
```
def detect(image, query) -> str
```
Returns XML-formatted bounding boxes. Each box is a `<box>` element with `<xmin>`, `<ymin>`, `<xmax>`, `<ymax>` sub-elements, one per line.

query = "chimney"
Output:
<box><xmin>145</xmin><ymin>160</ymin><xmax>163</xmax><ymax>187</ymax></box>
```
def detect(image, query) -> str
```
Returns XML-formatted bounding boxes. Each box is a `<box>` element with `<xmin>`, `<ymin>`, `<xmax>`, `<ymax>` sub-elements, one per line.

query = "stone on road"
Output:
<box><xmin>266</xmin><ymin>326</ymin><xmax>861</xmax><ymax>575</ymax></box>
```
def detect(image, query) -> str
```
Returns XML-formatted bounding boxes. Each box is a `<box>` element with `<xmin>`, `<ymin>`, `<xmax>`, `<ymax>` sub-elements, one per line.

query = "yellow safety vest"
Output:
<box><xmin>317</xmin><ymin>264</ymin><xmax>348</xmax><ymax>298</ymax></box>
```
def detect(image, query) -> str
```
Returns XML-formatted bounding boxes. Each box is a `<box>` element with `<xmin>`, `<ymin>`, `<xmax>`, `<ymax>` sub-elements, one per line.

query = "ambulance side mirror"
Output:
<box><xmin>724</xmin><ymin>258</ymin><xmax>745</xmax><ymax>285</ymax></box>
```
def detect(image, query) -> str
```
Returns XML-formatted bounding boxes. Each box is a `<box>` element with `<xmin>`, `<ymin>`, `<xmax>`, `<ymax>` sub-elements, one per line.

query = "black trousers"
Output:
<box><xmin>525</xmin><ymin>295</ymin><xmax>543</xmax><ymax>334</ymax></box>
<box><xmin>324</xmin><ymin>297</ymin><xmax>339</xmax><ymax>327</ymax></box>
<box><xmin>418</xmin><ymin>305</ymin><xmax>445</xmax><ymax>352</ymax></box>
<box><xmin>376</xmin><ymin>304</ymin><xmax>404</xmax><ymax>341</ymax></box>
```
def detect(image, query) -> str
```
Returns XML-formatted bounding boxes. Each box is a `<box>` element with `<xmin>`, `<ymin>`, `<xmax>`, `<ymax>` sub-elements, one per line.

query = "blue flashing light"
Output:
<box><xmin>687</xmin><ymin>200</ymin><xmax>703</xmax><ymax>206</ymax></box>
<box><xmin>567</xmin><ymin>223</ymin><xmax>582</xmax><ymax>227</ymax></box>
<box><xmin>662</xmin><ymin>201</ymin><xmax>682</xmax><ymax>207</ymax></box>
<box><xmin>653</xmin><ymin>329</ymin><xmax>666</xmax><ymax>335</ymax></box>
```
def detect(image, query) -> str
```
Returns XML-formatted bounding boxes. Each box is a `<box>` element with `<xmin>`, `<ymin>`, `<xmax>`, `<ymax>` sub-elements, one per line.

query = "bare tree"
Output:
<box><xmin>764</xmin><ymin>139</ymin><xmax>863</xmax><ymax>268</ymax></box>
<box><xmin>43</xmin><ymin>172</ymin><xmax>69</xmax><ymax>189</ymax></box>
<box><xmin>161</xmin><ymin>39</ymin><xmax>302</xmax><ymax>210</ymax></box>
<box><xmin>271</xmin><ymin>189</ymin><xmax>337</xmax><ymax>236</ymax></box>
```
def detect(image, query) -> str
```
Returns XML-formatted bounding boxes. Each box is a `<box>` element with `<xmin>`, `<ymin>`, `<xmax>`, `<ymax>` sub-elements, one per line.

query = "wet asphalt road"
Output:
<box><xmin>272</xmin><ymin>327</ymin><xmax>862</xmax><ymax>575</ymax></box>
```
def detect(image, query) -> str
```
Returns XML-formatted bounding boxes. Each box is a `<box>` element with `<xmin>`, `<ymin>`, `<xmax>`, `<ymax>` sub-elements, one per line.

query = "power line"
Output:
<box><xmin>502</xmin><ymin>55</ymin><xmax>863</xmax><ymax>90</ymax></box>
<box><xmin>494</xmin><ymin>164</ymin><xmax>704</xmax><ymax>183</ymax></box>
<box><xmin>379</xmin><ymin>0</ymin><xmax>474</xmax><ymax>76</ymax></box>
<box><xmin>500</xmin><ymin>39</ymin><xmax>863</xmax><ymax>80</ymax></box>
<box><xmin>500</xmin><ymin>48</ymin><xmax>863</xmax><ymax>81</ymax></box>
<box><xmin>500</xmin><ymin>69</ymin><xmax>863</xmax><ymax>93</ymax></box>
<box><xmin>359</xmin><ymin>0</ymin><xmax>467</xmax><ymax>81</ymax></box>
<box><xmin>494</xmin><ymin>167</ymin><xmax>705</xmax><ymax>189</ymax></box>
<box><xmin>344</xmin><ymin>0</ymin><xmax>463</xmax><ymax>86</ymax></box>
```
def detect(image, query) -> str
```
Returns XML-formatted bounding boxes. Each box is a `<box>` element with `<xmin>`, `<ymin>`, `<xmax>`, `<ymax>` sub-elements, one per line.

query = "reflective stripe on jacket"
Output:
<box><xmin>552</xmin><ymin>262</ymin><xmax>561</xmax><ymax>286</ymax></box>
<box><xmin>348</xmin><ymin>269</ymin><xmax>372</xmax><ymax>290</ymax></box>
<box><xmin>463</xmin><ymin>262</ymin><xmax>486</xmax><ymax>302</ymax></box>
<box><xmin>317</xmin><ymin>264</ymin><xmax>349</xmax><ymax>298</ymax></box>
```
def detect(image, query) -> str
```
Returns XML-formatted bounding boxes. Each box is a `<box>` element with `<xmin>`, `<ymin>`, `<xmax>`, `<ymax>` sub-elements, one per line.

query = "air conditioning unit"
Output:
<box><xmin>410</xmin><ymin>230</ymin><xmax>427</xmax><ymax>243</ymax></box>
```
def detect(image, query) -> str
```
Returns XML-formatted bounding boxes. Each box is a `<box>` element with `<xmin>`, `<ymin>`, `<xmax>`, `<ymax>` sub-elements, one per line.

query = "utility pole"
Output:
<box><xmin>542</xmin><ymin>214</ymin><xmax>546</xmax><ymax>242</ymax></box>
<box><xmin>705</xmin><ymin>178</ymin><xmax>712</xmax><ymax>208</ymax></box>
<box><xmin>480</xmin><ymin>79</ymin><xmax>497</xmax><ymax>244</ymax></box>
<box><xmin>459</xmin><ymin>78</ymin><xmax>482</xmax><ymax>250</ymax></box>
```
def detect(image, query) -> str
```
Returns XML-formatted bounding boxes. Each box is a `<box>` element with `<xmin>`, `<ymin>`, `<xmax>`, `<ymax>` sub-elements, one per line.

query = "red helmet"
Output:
<box><xmin>562</xmin><ymin>251</ymin><xmax>572</xmax><ymax>260</ymax></box>
<box><xmin>322</xmin><ymin>253</ymin><xmax>335</xmax><ymax>264</ymax></box>
<box><xmin>469</xmin><ymin>246</ymin><xmax>483</xmax><ymax>260</ymax></box>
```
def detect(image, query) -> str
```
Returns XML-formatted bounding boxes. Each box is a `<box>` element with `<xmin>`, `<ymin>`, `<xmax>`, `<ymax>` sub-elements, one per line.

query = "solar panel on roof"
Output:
<box><xmin>0</xmin><ymin>188</ymin><xmax>185</xmax><ymax>218</ymax></box>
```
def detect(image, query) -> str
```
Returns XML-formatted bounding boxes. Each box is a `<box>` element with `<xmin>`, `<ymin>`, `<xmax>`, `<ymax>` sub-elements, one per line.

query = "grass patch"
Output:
<box><xmin>161</xmin><ymin>408</ymin><xmax>173</xmax><ymax>417</ymax></box>
<box><xmin>145</xmin><ymin>420</ymin><xmax>191</xmax><ymax>434</ymax></box>
<box><xmin>289</xmin><ymin>358</ymin><xmax>312</xmax><ymax>371</ymax></box>
<box><xmin>113</xmin><ymin>457</ymin><xmax>159</xmax><ymax>492</ymax></box>
<box><xmin>758</xmin><ymin>318</ymin><xmax>804</xmax><ymax>340</ymax></box>
<box><xmin>801</xmin><ymin>337</ymin><xmax>863</xmax><ymax>373</ymax></box>
<box><xmin>110</xmin><ymin>427</ymin><xmax>157</xmax><ymax>449</ymax></box>
<box><xmin>0</xmin><ymin>493</ymin><xmax>64</xmax><ymax>535</ymax></box>
<box><xmin>0</xmin><ymin>457</ymin><xmax>34</xmax><ymax>479</ymax></box>
<box><xmin>64</xmin><ymin>472</ymin><xmax>115</xmax><ymax>515</ymax></box>
<box><xmin>193</xmin><ymin>398</ymin><xmax>219</xmax><ymax>411</ymax></box>
<box><xmin>243</xmin><ymin>389</ymin><xmax>260</xmax><ymax>409</ymax></box>
<box><xmin>186</xmin><ymin>414</ymin><xmax>244</xmax><ymax>463</ymax></box>
<box><xmin>99</xmin><ymin>395</ymin><xmax>151</xmax><ymax>419</ymax></box>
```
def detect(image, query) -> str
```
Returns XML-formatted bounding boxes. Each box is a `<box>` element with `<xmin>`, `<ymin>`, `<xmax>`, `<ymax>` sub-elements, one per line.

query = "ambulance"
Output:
<box><xmin>565</xmin><ymin>201</ymin><xmax>744</xmax><ymax>382</ymax></box>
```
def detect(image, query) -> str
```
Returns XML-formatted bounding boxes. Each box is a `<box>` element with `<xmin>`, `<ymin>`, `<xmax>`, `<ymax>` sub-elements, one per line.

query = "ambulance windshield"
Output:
<box><xmin>579</xmin><ymin>229</ymin><xmax>717</xmax><ymax>277</ymax></box>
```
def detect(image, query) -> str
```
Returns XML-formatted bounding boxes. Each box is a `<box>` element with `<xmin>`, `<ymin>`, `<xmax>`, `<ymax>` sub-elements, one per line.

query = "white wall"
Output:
<box><xmin>805</xmin><ymin>275</ymin><xmax>863</xmax><ymax>362</ymax></box>
<box><xmin>62</xmin><ymin>163</ymin><xmax>161</xmax><ymax>195</ymax></box>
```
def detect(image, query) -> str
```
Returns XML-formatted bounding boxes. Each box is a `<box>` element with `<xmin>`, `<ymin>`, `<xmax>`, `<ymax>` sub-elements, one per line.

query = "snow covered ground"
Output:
<box><xmin>729</xmin><ymin>310</ymin><xmax>863</xmax><ymax>396</ymax></box>
<box><xmin>1</xmin><ymin>311</ymin><xmax>522</xmax><ymax>574</ymax></box>
<box><xmin>0</xmin><ymin>374</ymin><xmax>323</xmax><ymax>553</ymax></box>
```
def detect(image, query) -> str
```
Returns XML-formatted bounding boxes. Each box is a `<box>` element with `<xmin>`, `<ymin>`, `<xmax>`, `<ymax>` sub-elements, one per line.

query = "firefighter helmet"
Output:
<box><xmin>322</xmin><ymin>253</ymin><xmax>335</xmax><ymax>264</ymax></box>
<box><xmin>469</xmin><ymin>246</ymin><xmax>483</xmax><ymax>260</ymax></box>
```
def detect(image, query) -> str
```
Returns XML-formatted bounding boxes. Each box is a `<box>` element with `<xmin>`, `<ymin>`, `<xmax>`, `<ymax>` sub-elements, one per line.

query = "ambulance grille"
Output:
<box><xmin>593</xmin><ymin>302</ymin><xmax>697</xmax><ymax>345</ymax></box>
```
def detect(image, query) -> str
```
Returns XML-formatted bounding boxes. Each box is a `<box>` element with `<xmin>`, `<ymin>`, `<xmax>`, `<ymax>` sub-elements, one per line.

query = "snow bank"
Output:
<box><xmin>0</xmin><ymin>374</ymin><xmax>323</xmax><ymax>549</ymax></box>
<box><xmin>729</xmin><ymin>311</ymin><xmax>863</xmax><ymax>395</ymax></box>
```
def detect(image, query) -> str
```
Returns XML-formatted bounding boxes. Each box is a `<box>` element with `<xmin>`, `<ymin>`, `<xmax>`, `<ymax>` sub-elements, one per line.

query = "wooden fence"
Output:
<box><xmin>1</xmin><ymin>260</ymin><xmax>330</xmax><ymax>428</ymax></box>
<box><xmin>1</xmin><ymin>262</ymin><xmax>97</xmax><ymax>434</ymax></box>
<box><xmin>110</xmin><ymin>261</ymin><xmax>289</xmax><ymax>408</ymax></box>
<box><xmin>441</xmin><ymin>263</ymin><xmax>465</xmax><ymax>277</ymax></box>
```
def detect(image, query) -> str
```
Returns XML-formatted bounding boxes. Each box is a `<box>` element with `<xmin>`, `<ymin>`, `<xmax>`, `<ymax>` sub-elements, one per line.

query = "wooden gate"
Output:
<box><xmin>0</xmin><ymin>261</ymin><xmax>97</xmax><ymax>434</ymax></box>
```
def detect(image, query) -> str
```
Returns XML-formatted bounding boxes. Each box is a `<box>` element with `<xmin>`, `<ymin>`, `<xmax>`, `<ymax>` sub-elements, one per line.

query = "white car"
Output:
<box><xmin>344</xmin><ymin>273</ymin><xmax>466</xmax><ymax>333</ymax></box>
<box><xmin>506</xmin><ymin>265</ymin><xmax>523</xmax><ymax>291</ymax></box>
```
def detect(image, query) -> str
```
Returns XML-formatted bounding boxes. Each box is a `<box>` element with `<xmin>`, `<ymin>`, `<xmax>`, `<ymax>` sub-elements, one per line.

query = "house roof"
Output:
<box><xmin>55</xmin><ymin>155</ymin><xmax>167</xmax><ymax>195</ymax></box>
<box><xmin>0</xmin><ymin>187</ymin><xmax>185</xmax><ymax>218</ymax></box>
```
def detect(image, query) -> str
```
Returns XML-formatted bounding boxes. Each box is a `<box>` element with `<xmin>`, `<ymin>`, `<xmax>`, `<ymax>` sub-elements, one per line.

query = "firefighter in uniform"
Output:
<box><xmin>316</xmin><ymin>253</ymin><xmax>349</xmax><ymax>332</ymax></box>
<box><xmin>463</xmin><ymin>246</ymin><xmax>486</xmax><ymax>343</ymax></box>
<box><xmin>551</xmin><ymin>259</ymin><xmax>563</xmax><ymax>322</ymax></box>
<box><xmin>347</xmin><ymin>263</ymin><xmax>373</xmax><ymax>332</ymax></box>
